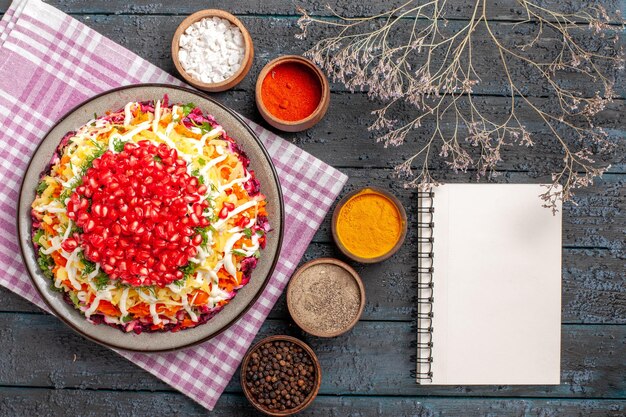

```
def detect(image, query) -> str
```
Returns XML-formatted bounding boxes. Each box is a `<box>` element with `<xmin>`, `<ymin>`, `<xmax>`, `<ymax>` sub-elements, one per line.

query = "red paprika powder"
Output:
<box><xmin>260</xmin><ymin>62</ymin><xmax>322</xmax><ymax>122</ymax></box>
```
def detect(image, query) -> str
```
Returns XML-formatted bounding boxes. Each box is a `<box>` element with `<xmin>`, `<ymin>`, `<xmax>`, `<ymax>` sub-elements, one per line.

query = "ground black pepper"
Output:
<box><xmin>288</xmin><ymin>263</ymin><xmax>362</xmax><ymax>335</ymax></box>
<box><xmin>244</xmin><ymin>340</ymin><xmax>316</xmax><ymax>412</ymax></box>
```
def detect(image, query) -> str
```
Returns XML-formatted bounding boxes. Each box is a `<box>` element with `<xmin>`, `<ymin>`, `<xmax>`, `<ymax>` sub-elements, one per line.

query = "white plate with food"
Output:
<box><xmin>18</xmin><ymin>84</ymin><xmax>283</xmax><ymax>352</ymax></box>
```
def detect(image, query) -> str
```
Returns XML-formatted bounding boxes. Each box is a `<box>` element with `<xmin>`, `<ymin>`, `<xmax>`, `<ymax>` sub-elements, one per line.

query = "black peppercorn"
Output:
<box><xmin>243</xmin><ymin>340</ymin><xmax>317</xmax><ymax>412</ymax></box>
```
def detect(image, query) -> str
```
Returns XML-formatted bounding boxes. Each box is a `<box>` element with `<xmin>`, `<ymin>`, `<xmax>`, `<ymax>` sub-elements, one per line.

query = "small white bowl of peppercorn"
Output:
<box><xmin>241</xmin><ymin>335</ymin><xmax>321</xmax><ymax>415</ymax></box>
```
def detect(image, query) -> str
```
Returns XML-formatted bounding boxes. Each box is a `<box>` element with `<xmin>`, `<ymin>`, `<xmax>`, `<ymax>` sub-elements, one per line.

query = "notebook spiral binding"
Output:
<box><xmin>416</xmin><ymin>191</ymin><xmax>434</xmax><ymax>383</ymax></box>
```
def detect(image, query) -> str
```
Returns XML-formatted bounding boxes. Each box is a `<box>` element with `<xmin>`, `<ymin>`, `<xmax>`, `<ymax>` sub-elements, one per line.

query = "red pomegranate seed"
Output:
<box><xmin>183</xmin><ymin>194</ymin><xmax>200</xmax><ymax>203</ymax></box>
<box><xmin>90</xmin><ymin>235</ymin><xmax>105</xmax><ymax>249</ymax></box>
<box><xmin>223</xmin><ymin>202</ymin><xmax>235</xmax><ymax>211</ymax></box>
<box><xmin>61</xmin><ymin>238</ymin><xmax>78</xmax><ymax>252</ymax></box>
<box><xmin>175</xmin><ymin>254</ymin><xmax>187</xmax><ymax>266</ymax></box>
<box><xmin>218</xmin><ymin>207</ymin><xmax>228</xmax><ymax>219</ymax></box>
<box><xmin>85</xmin><ymin>219</ymin><xmax>96</xmax><ymax>232</ymax></box>
<box><xmin>236</xmin><ymin>216</ymin><xmax>249</xmax><ymax>228</ymax></box>
<box><xmin>191</xmin><ymin>234</ymin><xmax>202</xmax><ymax>246</ymax></box>
<box><xmin>66</xmin><ymin>141</ymin><xmax>212</xmax><ymax>287</ymax></box>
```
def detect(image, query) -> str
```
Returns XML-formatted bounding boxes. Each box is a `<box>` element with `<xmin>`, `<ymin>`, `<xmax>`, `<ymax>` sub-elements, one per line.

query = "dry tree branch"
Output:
<box><xmin>296</xmin><ymin>0</ymin><xmax>624</xmax><ymax>211</ymax></box>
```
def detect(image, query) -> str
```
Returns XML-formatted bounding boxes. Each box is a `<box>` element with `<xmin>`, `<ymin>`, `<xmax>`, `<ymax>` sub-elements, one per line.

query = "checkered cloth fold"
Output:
<box><xmin>0</xmin><ymin>0</ymin><xmax>347</xmax><ymax>410</ymax></box>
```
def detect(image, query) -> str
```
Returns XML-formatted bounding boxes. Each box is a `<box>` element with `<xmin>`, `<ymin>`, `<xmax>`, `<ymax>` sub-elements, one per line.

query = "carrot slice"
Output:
<box><xmin>50</xmin><ymin>251</ymin><xmax>67</xmax><ymax>267</ymax></box>
<box><xmin>157</xmin><ymin>304</ymin><xmax>181</xmax><ymax>316</ymax></box>
<box><xmin>181</xmin><ymin>317</ymin><xmax>196</xmax><ymax>328</ymax></box>
<box><xmin>41</xmin><ymin>223</ymin><xmax>55</xmax><ymax>235</ymax></box>
<box><xmin>188</xmin><ymin>290</ymin><xmax>209</xmax><ymax>306</ymax></box>
<box><xmin>96</xmin><ymin>300</ymin><xmax>121</xmax><ymax>317</ymax></box>
<box><xmin>128</xmin><ymin>303</ymin><xmax>151</xmax><ymax>317</ymax></box>
<box><xmin>174</xmin><ymin>124</ymin><xmax>202</xmax><ymax>139</ymax></box>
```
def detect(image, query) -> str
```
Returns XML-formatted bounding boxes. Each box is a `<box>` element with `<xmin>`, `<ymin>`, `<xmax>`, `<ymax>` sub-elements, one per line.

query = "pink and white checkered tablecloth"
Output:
<box><xmin>0</xmin><ymin>0</ymin><xmax>347</xmax><ymax>410</ymax></box>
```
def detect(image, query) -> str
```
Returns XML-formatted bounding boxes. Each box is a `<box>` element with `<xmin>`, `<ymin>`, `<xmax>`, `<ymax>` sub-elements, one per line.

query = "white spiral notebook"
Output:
<box><xmin>416</xmin><ymin>184</ymin><xmax>562</xmax><ymax>385</ymax></box>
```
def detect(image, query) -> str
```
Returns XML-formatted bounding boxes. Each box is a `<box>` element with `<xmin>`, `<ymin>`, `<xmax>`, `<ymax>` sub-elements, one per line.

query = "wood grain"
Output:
<box><xmin>1</xmin><ymin>0</ymin><xmax>624</xmax><ymax>22</ymax></box>
<box><xmin>60</xmin><ymin>89</ymin><xmax>620</xmax><ymax>173</ymax></box>
<box><xmin>0</xmin><ymin>315</ymin><xmax>624</xmax><ymax>399</ymax></box>
<box><xmin>1</xmin><ymin>172</ymin><xmax>623</xmax><ymax>322</ymax></box>
<box><xmin>2</xmin><ymin>245</ymin><xmax>623</xmax><ymax>323</ymax></box>
<box><xmin>2</xmin><ymin>10</ymin><xmax>621</xmax><ymax>98</ymax></box>
<box><xmin>59</xmin><ymin>15</ymin><xmax>626</xmax><ymax>99</ymax></box>
<box><xmin>0</xmin><ymin>388</ymin><xmax>625</xmax><ymax>417</ymax></box>
<box><xmin>0</xmin><ymin>1</ymin><xmax>624</xmax><ymax>416</ymax></box>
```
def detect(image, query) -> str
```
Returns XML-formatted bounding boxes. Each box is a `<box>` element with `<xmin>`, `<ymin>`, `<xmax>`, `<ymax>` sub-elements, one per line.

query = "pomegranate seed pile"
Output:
<box><xmin>32</xmin><ymin>99</ymin><xmax>270</xmax><ymax>334</ymax></box>
<box><xmin>66</xmin><ymin>140</ymin><xmax>209</xmax><ymax>287</ymax></box>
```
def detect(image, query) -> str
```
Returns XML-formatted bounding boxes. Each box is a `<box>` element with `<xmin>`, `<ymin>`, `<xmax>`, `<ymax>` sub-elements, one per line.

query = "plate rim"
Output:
<box><xmin>17</xmin><ymin>83</ymin><xmax>285</xmax><ymax>352</ymax></box>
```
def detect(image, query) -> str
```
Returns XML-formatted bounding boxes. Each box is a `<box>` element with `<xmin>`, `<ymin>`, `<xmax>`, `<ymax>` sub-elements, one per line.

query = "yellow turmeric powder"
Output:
<box><xmin>336</xmin><ymin>189</ymin><xmax>402</xmax><ymax>259</ymax></box>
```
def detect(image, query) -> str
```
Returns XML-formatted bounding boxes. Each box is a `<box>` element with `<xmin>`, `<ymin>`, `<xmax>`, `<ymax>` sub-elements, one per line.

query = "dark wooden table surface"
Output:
<box><xmin>1</xmin><ymin>1</ymin><xmax>624</xmax><ymax>416</ymax></box>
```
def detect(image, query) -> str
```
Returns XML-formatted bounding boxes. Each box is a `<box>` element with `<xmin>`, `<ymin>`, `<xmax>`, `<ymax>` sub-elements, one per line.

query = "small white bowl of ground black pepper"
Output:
<box><xmin>241</xmin><ymin>335</ymin><xmax>321</xmax><ymax>416</ymax></box>
<box><xmin>287</xmin><ymin>258</ymin><xmax>365</xmax><ymax>338</ymax></box>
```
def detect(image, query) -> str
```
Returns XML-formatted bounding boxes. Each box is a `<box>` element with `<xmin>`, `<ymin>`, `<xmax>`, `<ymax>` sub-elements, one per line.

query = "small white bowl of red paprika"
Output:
<box><xmin>255</xmin><ymin>55</ymin><xmax>330</xmax><ymax>132</ymax></box>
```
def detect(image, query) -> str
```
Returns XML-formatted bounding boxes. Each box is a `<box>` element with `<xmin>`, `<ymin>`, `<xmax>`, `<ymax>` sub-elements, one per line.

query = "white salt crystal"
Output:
<box><xmin>227</xmin><ymin>54</ymin><xmax>238</xmax><ymax>66</ymax></box>
<box><xmin>178</xmin><ymin>17</ymin><xmax>245</xmax><ymax>84</ymax></box>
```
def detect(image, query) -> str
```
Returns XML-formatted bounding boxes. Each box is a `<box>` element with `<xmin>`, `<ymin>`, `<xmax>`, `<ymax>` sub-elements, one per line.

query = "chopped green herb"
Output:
<box><xmin>88</xmin><ymin>138</ymin><xmax>104</xmax><ymax>151</ymax></box>
<box><xmin>36</xmin><ymin>180</ymin><xmax>48</xmax><ymax>194</ymax></box>
<box><xmin>69</xmin><ymin>292</ymin><xmax>81</xmax><ymax>308</ymax></box>
<box><xmin>179</xmin><ymin>262</ymin><xmax>196</xmax><ymax>280</ymax></box>
<box><xmin>194</xmin><ymin>226</ymin><xmax>212</xmax><ymax>249</ymax></box>
<box><xmin>93</xmin><ymin>112</ymin><xmax>98</xmax><ymax>119</ymax></box>
<box><xmin>208</xmin><ymin>225</ymin><xmax>217</xmax><ymax>234</ymax></box>
<box><xmin>59</xmin><ymin>177</ymin><xmax>81</xmax><ymax>202</ymax></box>
<box><xmin>198</xmin><ymin>158</ymin><xmax>206</xmax><ymax>166</ymax></box>
<box><xmin>121</xmin><ymin>315</ymin><xmax>133</xmax><ymax>323</ymax></box>
<box><xmin>182</xmin><ymin>102</ymin><xmax>196</xmax><ymax>116</ymax></box>
<box><xmin>94</xmin><ymin>273</ymin><xmax>110</xmax><ymax>290</ymax></box>
<box><xmin>153</xmin><ymin>155</ymin><xmax>162</xmax><ymax>162</ymax></box>
<box><xmin>243</xmin><ymin>228</ymin><xmax>252</xmax><ymax>238</ymax></box>
<box><xmin>112</xmin><ymin>137</ymin><xmax>126</xmax><ymax>153</ymax></box>
<box><xmin>189</xmin><ymin>168</ymin><xmax>205</xmax><ymax>184</ymax></box>
<box><xmin>199</xmin><ymin>122</ymin><xmax>213</xmax><ymax>134</ymax></box>
<box><xmin>232</xmin><ymin>249</ymin><xmax>247</xmax><ymax>257</ymax></box>
<box><xmin>173</xmin><ymin>278</ymin><xmax>186</xmax><ymax>287</ymax></box>
<box><xmin>37</xmin><ymin>249</ymin><xmax>54</xmax><ymax>280</ymax></box>
<box><xmin>256</xmin><ymin>230</ymin><xmax>265</xmax><ymax>237</ymax></box>
<box><xmin>50</xmin><ymin>283</ymin><xmax>63</xmax><ymax>293</ymax></box>
<box><xmin>253</xmin><ymin>250</ymin><xmax>261</xmax><ymax>259</ymax></box>
<box><xmin>80</xmin><ymin>146</ymin><xmax>107</xmax><ymax>177</ymax></box>
<box><xmin>33</xmin><ymin>229</ymin><xmax>45</xmax><ymax>246</ymax></box>
<box><xmin>58</xmin><ymin>189</ymin><xmax>71</xmax><ymax>203</ymax></box>
<box><xmin>79</xmin><ymin>253</ymin><xmax>96</xmax><ymax>275</ymax></box>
